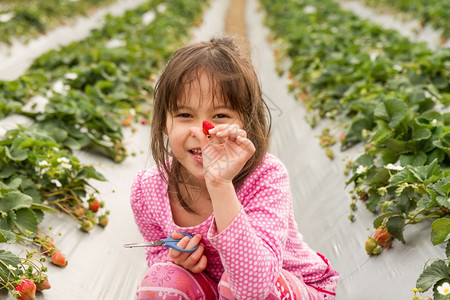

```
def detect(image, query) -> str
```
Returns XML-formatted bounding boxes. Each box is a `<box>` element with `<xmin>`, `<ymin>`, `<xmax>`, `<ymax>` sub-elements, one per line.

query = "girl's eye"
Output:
<box><xmin>214</xmin><ymin>114</ymin><xmax>228</xmax><ymax>119</ymax></box>
<box><xmin>176</xmin><ymin>113</ymin><xmax>191</xmax><ymax>118</ymax></box>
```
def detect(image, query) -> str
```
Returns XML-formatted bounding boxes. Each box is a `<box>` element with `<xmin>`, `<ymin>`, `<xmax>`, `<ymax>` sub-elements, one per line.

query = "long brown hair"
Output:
<box><xmin>151</xmin><ymin>36</ymin><xmax>271</xmax><ymax>213</ymax></box>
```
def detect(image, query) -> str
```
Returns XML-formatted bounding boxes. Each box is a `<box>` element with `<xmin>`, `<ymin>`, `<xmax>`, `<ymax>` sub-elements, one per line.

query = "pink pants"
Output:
<box><xmin>136</xmin><ymin>261</ymin><xmax>324</xmax><ymax>299</ymax></box>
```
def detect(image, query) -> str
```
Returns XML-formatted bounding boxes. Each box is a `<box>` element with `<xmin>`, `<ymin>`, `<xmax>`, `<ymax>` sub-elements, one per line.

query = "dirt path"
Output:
<box><xmin>225</xmin><ymin>0</ymin><xmax>250</xmax><ymax>57</ymax></box>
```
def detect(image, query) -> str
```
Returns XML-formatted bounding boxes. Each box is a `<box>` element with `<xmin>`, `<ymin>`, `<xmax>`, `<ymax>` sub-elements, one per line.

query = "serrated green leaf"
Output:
<box><xmin>409</xmin><ymin>159</ymin><xmax>442</xmax><ymax>184</ymax></box>
<box><xmin>374</xmin><ymin>98</ymin><xmax>408</xmax><ymax>129</ymax></box>
<box><xmin>14</xmin><ymin>208</ymin><xmax>38</xmax><ymax>237</ymax></box>
<box><xmin>373</xmin><ymin>212</ymin><xmax>398</xmax><ymax>228</ymax></box>
<box><xmin>386</xmin><ymin>215</ymin><xmax>406</xmax><ymax>243</ymax></box>
<box><xmin>417</xmin><ymin>260</ymin><xmax>449</xmax><ymax>292</ymax></box>
<box><xmin>399</xmin><ymin>152</ymin><xmax>427</xmax><ymax>167</ymax></box>
<box><xmin>370</xmin><ymin>120</ymin><xmax>393</xmax><ymax>146</ymax></box>
<box><xmin>0</xmin><ymin>191</ymin><xmax>33</xmax><ymax>211</ymax></box>
<box><xmin>432</xmin><ymin>218</ymin><xmax>450</xmax><ymax>245</ymax></box>
<box><xmin>0</xmin><ymin>249</ymin><xmax>21</xmax><ymax>282</ymax></box>
<box><xmin>389</xmin><ymin>169</ymin><xmax>414</xmax><ymax>186</ymax></box>
<box><xmin>436</xmin><ymin>195</ymin><xmax>450</xmax><ymax>209</ymax></box>
<box><xmin>0</xmin><ymin>229</ymin><xmax>16</xmax><ymax>243</ymax></box>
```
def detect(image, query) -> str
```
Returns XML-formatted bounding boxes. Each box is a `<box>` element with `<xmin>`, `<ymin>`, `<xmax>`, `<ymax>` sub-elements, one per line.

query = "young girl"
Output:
<box><xmin>130</xmin><ymin>36</ymin><xmax>338</xmax><ymax>299</ymax></box>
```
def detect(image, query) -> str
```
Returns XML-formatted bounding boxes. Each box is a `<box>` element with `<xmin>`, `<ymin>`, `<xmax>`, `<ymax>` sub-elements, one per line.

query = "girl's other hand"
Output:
<box><xmin>168</xmin><ymin>233</ymin><xmax>207</xmax><ymax>274</ymax></box>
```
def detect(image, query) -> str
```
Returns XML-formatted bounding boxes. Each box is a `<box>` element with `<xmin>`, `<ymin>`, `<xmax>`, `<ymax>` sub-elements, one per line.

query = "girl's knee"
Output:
<box><xmin>137</xmin><ymin>262</ymin><xmax>217</xmax><ymax>300</ymax></box>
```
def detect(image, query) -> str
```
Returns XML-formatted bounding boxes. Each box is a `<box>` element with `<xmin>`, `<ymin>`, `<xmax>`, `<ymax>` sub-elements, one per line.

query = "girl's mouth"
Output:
<box><xmin>189</xmin><ymin>149</ymin><xmax>202</xmax><ymax>158</ymax></box>
<box><xmin>189</xmin><ymin>149</ymin><xmax>203</xmax><ymax>164</ymax></box>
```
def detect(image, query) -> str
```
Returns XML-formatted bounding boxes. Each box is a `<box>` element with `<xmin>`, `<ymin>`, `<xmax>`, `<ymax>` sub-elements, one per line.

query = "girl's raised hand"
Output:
<box><xmin>168</xmin><ymin>233</ymin><xmax>207</xmax><ymax>274</ymax></box>
<box><xmin>190</xmin><ymin>124</ymin><xmax>256</xmax><ymax>186</ymax></box>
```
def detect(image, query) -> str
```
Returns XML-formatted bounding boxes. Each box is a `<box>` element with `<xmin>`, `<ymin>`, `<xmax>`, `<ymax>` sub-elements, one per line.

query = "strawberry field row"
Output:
<box><xmin>260</xmin><ymin>0</ymin><xmax>450</xmax><ymax>298</ymax></box>
<box><xmin>0</xmin><ymin>0</ymin><xmax>116</xmax><ymax>45</ymax></box>
<box><xmin>0</xmin><ymin>0</ymin><xmax>207</xmax><ymax>298</ymax></box>
<box><xmin>358</xmin><ymin>0</ymin><xmax>450</xmax><ymax>40</ymax></box>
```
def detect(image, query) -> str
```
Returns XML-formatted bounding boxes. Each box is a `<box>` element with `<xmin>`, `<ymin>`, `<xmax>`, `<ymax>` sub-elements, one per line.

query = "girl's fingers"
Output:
<box><xmin>190</xmin><ymin>255</ymin><xmax>208</xmax><ymax>274</ymax></box>
<box><xmin>235</xmin><ymin>136</ymin><xmax>256</xmax><ymax>154</ymax></box>
<box><xmin>214</xmin><ymin>124</ymin><xmax>246</xmax><ymax>140</ymax></box>
<box><xmin>184</xmin><ymin>243</ymin><xmax>205</xmax><ymax>269</ymax></box>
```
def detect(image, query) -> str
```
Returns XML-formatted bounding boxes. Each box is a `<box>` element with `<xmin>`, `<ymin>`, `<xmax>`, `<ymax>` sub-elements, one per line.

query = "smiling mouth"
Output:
<box><xmin>189</xmin><ymin>149</ymin><xmax>202</xmax><ymax>158</ymax></box>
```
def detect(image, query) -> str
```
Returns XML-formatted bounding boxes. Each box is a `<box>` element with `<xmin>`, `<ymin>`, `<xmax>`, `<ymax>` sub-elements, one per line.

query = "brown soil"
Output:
<box><xmin>225</xmin><ymin>0</ymin><xmax>250</xmax><ymax>58</ymax></box>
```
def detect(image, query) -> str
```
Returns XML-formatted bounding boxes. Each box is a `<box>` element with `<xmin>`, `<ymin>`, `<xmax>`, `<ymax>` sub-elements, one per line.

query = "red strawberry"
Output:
<box><xmin>88</xmin><ymin>199</ymin><xmax>99</xmax><ymax>212</ymax></box>
<box><xmin>202</xmin><ymin>120</ymin><xmax>214</xmax><ymax>136</ymax></box>
<box><xmin>373</xmin><ymin>226</ymin><xmax>393</xmax><ymax>248</ymax></box>
<box><xmin>14</xmin><ymin>279</ymin><xmax>36</xmax><ymax>300</ymax></box>
<box><xmin>35</xmin><ymin>278</ymin><xmax>51</xmax><ymax>292</ymax></box>
<box><xmin>51</xmin><ymin>251</ymin><xmax>67</xmax><ymax>267</ymax></box>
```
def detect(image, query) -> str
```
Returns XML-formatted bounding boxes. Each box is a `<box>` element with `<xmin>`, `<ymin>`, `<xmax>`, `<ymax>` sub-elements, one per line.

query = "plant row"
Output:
<box><xmin>260</xmin><ymin>0</ymin><xmax>450</xmax><ymax>298</ymax></box>
<box><xmin>0</xmin><ymin>0</ymin><xmax>117</xmax><ymax>46</ymax></box>
<box><xmin>0</xmin><ymin>0</ymin><xmax>208</xmax><ymax>298</ymax></box>
<box><xmin>358</xmin><ymin>0</ymin><xmax>450</xmax><ymax>40</ymax></box>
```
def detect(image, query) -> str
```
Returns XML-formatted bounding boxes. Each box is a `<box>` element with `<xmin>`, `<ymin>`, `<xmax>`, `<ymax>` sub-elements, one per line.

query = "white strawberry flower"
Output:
<box><xmin>0</xmin><ymin>12</ymin><xmax>15</xmax><ymax>23</ymax></box>
<box><xmin>142</xmin><ymin>11</ymin><xmax>155</xmax><ymax>25</ymax></box>
<box><xmin>51</xmin><ymin>179</ymin><xmax>62</xmax><ymax>188</ymax></box>
<box><xmin>64</xmin><ymin>72</ymin><xmax>78</xmax><ymax>80</ymax></box>
<box><xmin>385</xmin><ymin>164</ymin><xmax>404</xmax><ymax>171</ymax></box>
<box><xmin>22</xmin><ymin>95</ymin><xmax>49</xmax><ymax>113</ymax></box>
<box><xmin>437</xmin><ymin>282</ymin><xmax>450</xmax><ymax>295</ymax></box>
<box><xmin>356</xmin><ymin>165</ymin><xmax>367</xmax><ymax>174</ymax></box>
<box><xmin>106</xmin><ymin>39</ymin><xmax>126</xmax><ymax>49</ymax></box>
<box><xmin>57</xmin><ymin>157</ymin><xmax>72</xmax><ymax>170</ymax></box>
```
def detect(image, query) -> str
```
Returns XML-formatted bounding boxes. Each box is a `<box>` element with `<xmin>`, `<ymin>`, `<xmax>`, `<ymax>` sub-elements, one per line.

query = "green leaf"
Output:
<box><xmin>0</xmin><ymin>229</ymin><xmax>16</xmax><ymax>243</ymax></box>
<box><xmin>373</xmin><ymin>212</ymin><xmax>398</xmax><ymax>228</ymax></box>
<box><xmin>366</xmin><ymin>193</ymin><xmax>381</xmax><ymax>213</ymax></box>
<box><xmin>389</xmin><ymin>169</ymin><xmax>415</xmax><ymax>186</ymax></box>
<box><xmin>0</xmin><ymin>191</ymin><xmax>33</xmax><ymax>211</ymax></box>
<box><xmin>0</xmin><ymin>210</ymin><xmax>15</xmax><ymax>231</ymax></box>
<box><xmin>0</xmin><ymin>249</ymin><xmax>21</xmax><ymax>282</ymax></box>
<box><xmin>30</xmin><ymin>203</ymin><xmax>57</xmax><ymax>213</ymax></box>
<box><xmin>4</xmin><ymin>147</ymin><xmax>28</xmax><ymax>162</ymax></box>
<box><xmin>370</xmin><ymin>120</ymin><xmax>393</xmax><ymax>146</ymax></box>
<box><xmin>408</xmin><ymin>159</ymin><xmax>442</xmax><ymax>184</ymax></box>
<box><xmin>399</xmin><ymin>152</ymin><xmax>427</xmax><ymax>167</ymax></box>
<box><xmin>431</xmin><ymin>218</ymin><xmax>450</xmax><ymax>245</ymax></box>
<box><xmin>374</xmin><ymin>98</ymin><xmax>408</xmax><ymax>129</ymax></box>
<box><xmin>0</xmin><ymin>165</ymin><xmax>16</xmax><ymax>178</ymax></box>
<box><xmin>386</xmin><ymin>215</ymin><xmax>406</xmax><ymax>243</ymax></box>
<box><xmin>417</xmin><ymin>260</ymin><xmax>449</xmax><ymax>292</ymax></box>
<box><xmin>14</xmin><ymin>208</ymin><xmax>38</xmax><ymax>237</ymax></box>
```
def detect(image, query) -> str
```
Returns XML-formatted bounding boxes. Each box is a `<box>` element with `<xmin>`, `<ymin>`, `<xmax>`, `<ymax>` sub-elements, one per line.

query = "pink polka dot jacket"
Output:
<box><xmin>130</xmin><ymin>153</ymin><xmax>338</xmax><ymax>299</ymax></box>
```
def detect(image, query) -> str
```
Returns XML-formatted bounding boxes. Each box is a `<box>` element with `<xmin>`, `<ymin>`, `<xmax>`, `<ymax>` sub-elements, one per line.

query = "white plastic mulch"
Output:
<box><xmin>0</xmin><ymin>0</ymin><xmax>446</xmax><ymax>299</ymax></box>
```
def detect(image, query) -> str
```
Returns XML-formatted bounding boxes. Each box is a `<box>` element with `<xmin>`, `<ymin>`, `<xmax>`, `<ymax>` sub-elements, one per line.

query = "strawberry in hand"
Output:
<box><xmin>202</xmin><ymin>120</ymin><xmax>214</xmax><ymax>136</ymax></box>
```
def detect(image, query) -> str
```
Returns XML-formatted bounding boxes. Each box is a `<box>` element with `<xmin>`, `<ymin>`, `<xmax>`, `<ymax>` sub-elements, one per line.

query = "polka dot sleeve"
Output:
<box><xmin>130</xmin><ymin>169</ymin><xmax>170</xmax><ymax>267</ymax></box>
<box><xmin>207</xmin><ymin>158</ymin><xmax>291</xmax><ymax>299</ymax></box>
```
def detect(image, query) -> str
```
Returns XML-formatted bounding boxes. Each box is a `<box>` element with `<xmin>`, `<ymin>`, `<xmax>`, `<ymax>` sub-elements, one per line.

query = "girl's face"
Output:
<box><xmin>165</xmin><ymin>71</ymin><xmax>243</xmax><ymax>185</ymax></box>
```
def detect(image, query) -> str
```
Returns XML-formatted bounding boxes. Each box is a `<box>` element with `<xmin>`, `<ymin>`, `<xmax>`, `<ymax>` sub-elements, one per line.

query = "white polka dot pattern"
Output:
<box><xmin>130</xmin><ymin>153</ymin><xmax>338</xmax><ymax>298</ymax></box>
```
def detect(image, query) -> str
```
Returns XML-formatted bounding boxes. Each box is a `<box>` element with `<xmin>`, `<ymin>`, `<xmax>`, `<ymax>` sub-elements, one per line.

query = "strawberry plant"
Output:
<box><xmin>261</xmin><ymin>0</ymin><xmax>450</xmax><ymax>297</ymax></box>
<box><xmin>0</xmin><ymin>0</ymin><xmax>116</xmax><ymax>45</ymax></box>
<box><xmin>360</xmin><ymin>0</ymin><xmax>450</xmax><ymax>40</ymax></box>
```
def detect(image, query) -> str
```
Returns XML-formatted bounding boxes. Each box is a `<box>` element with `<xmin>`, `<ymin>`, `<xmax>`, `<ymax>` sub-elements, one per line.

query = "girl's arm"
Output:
<box><xmin>208</xmin><ymin>158</ymin><xmax>291</xmax><ymax>299</ymax></box>
<box><xmin>130</xmin><ymin>169</ymin><xmax>170</xmax><ymax>266</ymax></box>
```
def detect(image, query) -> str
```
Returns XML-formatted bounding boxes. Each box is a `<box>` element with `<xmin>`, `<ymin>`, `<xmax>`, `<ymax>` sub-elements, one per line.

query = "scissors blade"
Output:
<box><xmin>123</xmin><ymin>240</ymin><xmax>165</xmax><ymax>248</ymax></box>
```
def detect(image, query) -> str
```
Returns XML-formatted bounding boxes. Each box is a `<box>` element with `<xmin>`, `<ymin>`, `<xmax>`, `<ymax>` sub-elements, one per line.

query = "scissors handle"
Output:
<box><xmin>163</xmin><ymin>233</ymin><xmax>199</xmax><ymax>253</ymax></box>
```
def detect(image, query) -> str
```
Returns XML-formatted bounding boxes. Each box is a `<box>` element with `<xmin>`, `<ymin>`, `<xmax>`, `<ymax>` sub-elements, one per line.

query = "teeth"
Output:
<box><xmin>190</xmin><ymin>149</ymin><xmax>202</xmax><ymax>157</ymax></box>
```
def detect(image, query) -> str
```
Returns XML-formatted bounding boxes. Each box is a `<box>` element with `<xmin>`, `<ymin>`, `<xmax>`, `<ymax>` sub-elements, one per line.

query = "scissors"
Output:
<box><xmin>123</xmin><ymin>233</ymin><xmax>198</xmax><ymax>253</ymax></box>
